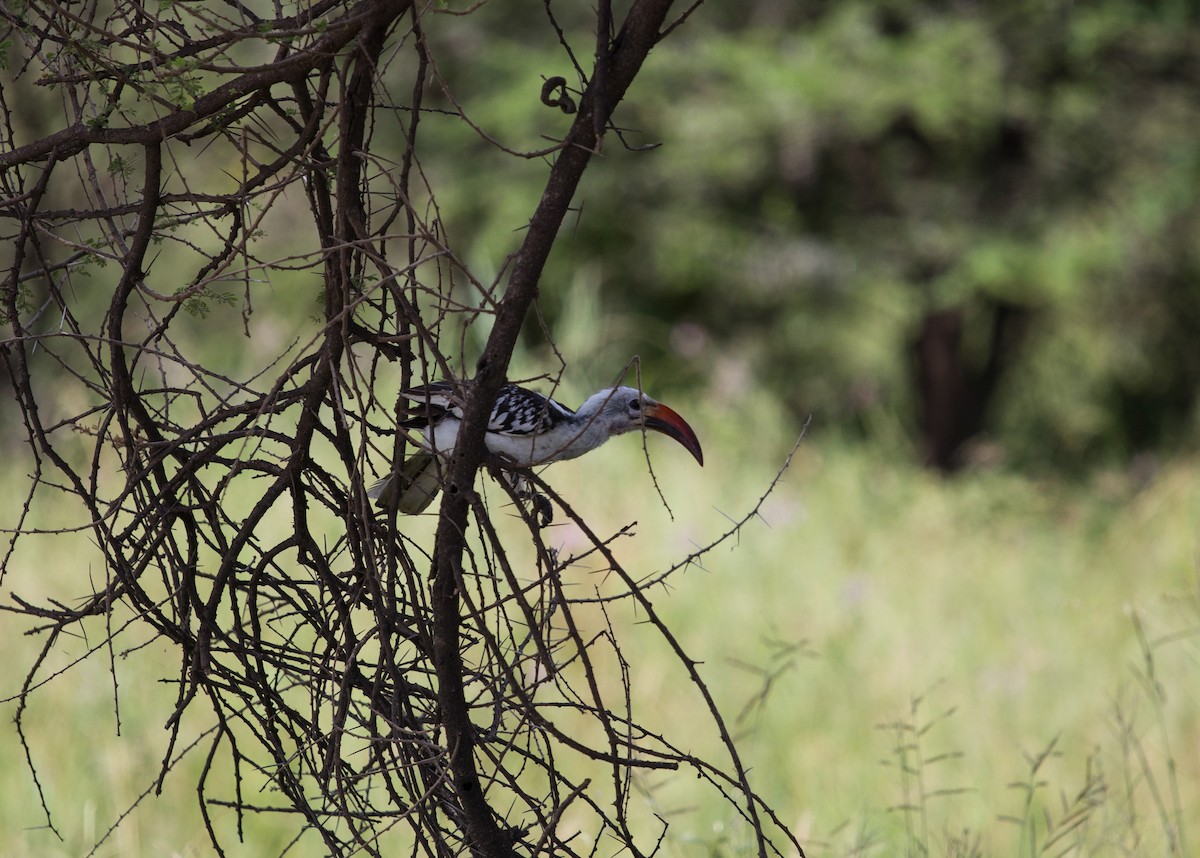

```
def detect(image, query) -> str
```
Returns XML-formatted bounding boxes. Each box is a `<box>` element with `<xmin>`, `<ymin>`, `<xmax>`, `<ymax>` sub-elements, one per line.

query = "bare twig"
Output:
<box><xmin>0</xmin><ymin>0</ymin><xmax>801</xmax><ymax>855</ymax></box>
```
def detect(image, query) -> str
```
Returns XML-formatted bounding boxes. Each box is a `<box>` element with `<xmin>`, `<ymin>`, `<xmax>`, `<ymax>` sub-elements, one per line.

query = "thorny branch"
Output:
<box><xmin>0</xmin><ymin>0</ymin><xmax>802</xmax><ymax>855</ymax></box>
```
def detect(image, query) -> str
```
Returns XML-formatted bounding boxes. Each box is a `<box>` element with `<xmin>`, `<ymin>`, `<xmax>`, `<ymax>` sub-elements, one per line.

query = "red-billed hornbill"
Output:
<box><xmin>370</xmin><ymin>381</ymin><xmax>704</xmax><ymax>514</ymax></box>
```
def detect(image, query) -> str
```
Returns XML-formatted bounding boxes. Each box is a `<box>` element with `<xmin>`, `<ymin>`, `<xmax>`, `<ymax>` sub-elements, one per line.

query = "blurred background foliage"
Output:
<box><xmin>415</xmin><ymin>0</ymin><xmax>1200</xmax><ymax>474</ymax></box>
<box><xmin>5</xmin><ymin>0</ymin><xmax>1196</xmax><ymax>473</ymax></box>
<box><xmin>4</xmin><ymin>1</ymin><xmax>1200</xmax><ymax>853</ymax></box>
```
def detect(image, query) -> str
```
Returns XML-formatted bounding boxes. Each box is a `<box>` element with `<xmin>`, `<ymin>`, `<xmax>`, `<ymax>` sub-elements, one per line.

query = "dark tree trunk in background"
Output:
<box><xmin>914</xmin><ymin>300</ymin><xmax>1030</xmax><ymax>471</ymax></box>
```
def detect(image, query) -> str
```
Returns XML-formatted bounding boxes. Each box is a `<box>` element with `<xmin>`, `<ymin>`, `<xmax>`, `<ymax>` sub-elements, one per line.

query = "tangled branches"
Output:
<box><xmin>0</xmin><ymin>0</ymin><xmax>801</xmax><ymax>855</ymax></box>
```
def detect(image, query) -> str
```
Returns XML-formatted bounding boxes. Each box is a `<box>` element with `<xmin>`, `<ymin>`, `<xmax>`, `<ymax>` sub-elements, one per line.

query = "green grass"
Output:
<box><xmin>1</xmin><ymin>386</ymin><xmax>1197</xmax><ymax>856</ymax></box>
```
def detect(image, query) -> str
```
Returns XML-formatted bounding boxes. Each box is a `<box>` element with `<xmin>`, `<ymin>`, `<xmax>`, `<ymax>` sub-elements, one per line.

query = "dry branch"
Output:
<box><xmin>0</xmin><ymin>0</ymin><xmax>803</xmax><ymax>855</ymax></box>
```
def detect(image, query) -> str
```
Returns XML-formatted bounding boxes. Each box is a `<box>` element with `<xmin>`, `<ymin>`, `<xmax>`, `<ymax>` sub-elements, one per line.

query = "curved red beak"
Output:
<box><xmin>643</xmin><ymin>402</ymin><xmax>704</xmax><ymax>466</ymax></box>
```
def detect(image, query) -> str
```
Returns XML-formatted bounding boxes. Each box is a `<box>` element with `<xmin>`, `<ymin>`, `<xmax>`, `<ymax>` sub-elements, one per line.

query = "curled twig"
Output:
<box><xmin>540</xmin><ymin>76</ymin><xmax>577</xmax><ymax>114</ymax></box>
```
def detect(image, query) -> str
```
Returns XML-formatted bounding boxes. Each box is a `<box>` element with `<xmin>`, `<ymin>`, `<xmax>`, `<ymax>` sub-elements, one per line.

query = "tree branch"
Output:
<box><xmin>0</xmin><ymin>0</ymin><xmax>411</xmax><ymax>168</ymax></box>
<box><xmin>427</xmin><ymin>0</ymin><xmax>680</xmax><ymax>853</ymax></box>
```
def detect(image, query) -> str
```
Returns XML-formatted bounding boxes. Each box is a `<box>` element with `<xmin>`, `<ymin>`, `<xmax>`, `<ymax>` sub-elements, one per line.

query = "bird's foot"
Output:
<box><xmin>530</xmin><ymin>492</ymin><xmax>553</xmax><ymax>528</ymax></box>
<box><xmin>501</xmin><ymin>470</ymin><xmax>554</xmax><ymax>527</ymax></box>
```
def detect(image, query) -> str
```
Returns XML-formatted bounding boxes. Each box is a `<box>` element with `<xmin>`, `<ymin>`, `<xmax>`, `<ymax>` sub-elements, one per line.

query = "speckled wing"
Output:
<box><xmin>485</xmin><ymin>385</ymin><xmax>574</xmax><ymax>436</ymax></box>
<box><xmin>399</xmin><ymin>381</ymin><xmax>573</xmax><ymax>437</ymax></box>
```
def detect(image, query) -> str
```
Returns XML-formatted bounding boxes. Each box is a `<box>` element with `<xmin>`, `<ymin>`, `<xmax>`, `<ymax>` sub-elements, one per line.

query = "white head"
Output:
<box><xmin>577</xmin><ymin>386</ymin><xmax>704</xmax><ymax>464</ymax></box>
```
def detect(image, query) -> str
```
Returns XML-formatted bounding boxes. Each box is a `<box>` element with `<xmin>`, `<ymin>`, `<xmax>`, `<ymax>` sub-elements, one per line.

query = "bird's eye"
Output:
<box><xmin>628</xmin><ymin>398</ymin><xmax>641</xmax><ymax>412</ymax></box>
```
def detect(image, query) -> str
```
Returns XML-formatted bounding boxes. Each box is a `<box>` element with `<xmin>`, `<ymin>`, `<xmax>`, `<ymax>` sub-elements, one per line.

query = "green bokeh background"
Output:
<box><xmin>3</xmin><ymin>0</ymin><xmax>1200</xmax><ymax>854</ymax></box>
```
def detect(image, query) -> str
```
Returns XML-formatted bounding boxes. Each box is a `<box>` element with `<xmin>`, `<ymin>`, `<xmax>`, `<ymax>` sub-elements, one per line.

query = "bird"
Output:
<box><xmin>369</xmin><ymin>380</ymin><xmax>704</xmax><ymax>514</ymax></box>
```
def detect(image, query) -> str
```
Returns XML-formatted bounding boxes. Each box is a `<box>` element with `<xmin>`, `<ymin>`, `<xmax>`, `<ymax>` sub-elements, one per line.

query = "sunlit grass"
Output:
<box><xmin>2</xmin><ymin>383</ymin><xmax>1197</xmax><ymax>855</ymax></box>
<box><xmin>526</xmin><ymin>385</ymin><xmax>1199</xmax><ymax>854</ymax></box>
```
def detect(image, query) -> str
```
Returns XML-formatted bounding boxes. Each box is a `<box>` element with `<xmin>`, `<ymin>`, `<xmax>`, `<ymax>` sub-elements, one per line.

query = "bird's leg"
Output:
<box><xmin>531</xmin><ymin>490</ymin><xmax>553</xmax><ymax>529</ymax></box>
<box><xmin>505</xmin><ymin>471</ymin><xmax>553</xmax><ymax>527</ymax></box>
<box><xmin>488</xmin><ymin>460</ymin><xmax>553</xmax><ymax>527</ymax></box>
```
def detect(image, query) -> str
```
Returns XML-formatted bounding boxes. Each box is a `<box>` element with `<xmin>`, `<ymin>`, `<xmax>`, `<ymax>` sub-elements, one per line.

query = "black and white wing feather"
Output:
<box><xmin>485</xmin><ymin>384</ymin><xmax>574</xmax><ymax>436</ymax></box>
<box><xmin>399</xmin><ymin>381</ymin><xmax>574</xmax><ymax>437</ymax></box>
<box><xmin>397</xmin><ymin>380</ymin><xmax>461</xmax><ymax>430</ymax></box>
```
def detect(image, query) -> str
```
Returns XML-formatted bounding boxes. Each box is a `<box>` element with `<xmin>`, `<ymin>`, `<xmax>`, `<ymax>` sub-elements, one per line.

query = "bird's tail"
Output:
<box><xmin>368</xmin><ymin>452</ymin><xmax>442</xmax><ymax>514</ymax></box>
